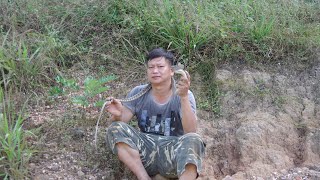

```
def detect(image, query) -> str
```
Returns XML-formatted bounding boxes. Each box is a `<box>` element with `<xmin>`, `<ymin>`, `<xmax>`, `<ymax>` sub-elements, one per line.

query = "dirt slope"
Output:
<box><xmin>197</xmin><ymin>54</ymin><xmax>320</xmax><ymax>179</ymax></box>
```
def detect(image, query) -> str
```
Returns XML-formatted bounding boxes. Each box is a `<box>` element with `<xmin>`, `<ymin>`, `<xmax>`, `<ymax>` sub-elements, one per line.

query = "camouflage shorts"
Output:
<box><xmin>106</xmin><ymin>121</ymin><xmax>205</xmax><ymax>178</ymax></box>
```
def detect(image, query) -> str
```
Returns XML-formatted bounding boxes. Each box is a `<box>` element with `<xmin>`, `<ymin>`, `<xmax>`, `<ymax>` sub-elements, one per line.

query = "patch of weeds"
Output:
<box><xmin>272</xmin><ymin>95</ymin><xmax>286</xmax><ymax>109</ymax></box>
<box><xmin>0</xmin><ymin>30</ymin><xmax>55</xmax><ymax>92</ymax></box>
<box><xmin>252</xmin><ymin>79</ymin><xmax>271</xmax><ymax>99</ymax></box>
<box><xmin>196</xmin><ymin>61</ymin><xmax>221</xmax><ymax>116</ymax></box>
<box><xmin>0</xmin><ymin>87</ymin><xmax>34</xmax><ymax>179</ymax></box>
<box><xmin>251</xmin><ymin>15</ymin><xmax>275</xmax><ymax>42</ymax></box>
<box><xmin>129</xmin><ymin>0</ymin><xmax>215</xmax><ymax>65</ymax></box>
<box><xmin>197</xmin><ymin>97</ymin><xmax>211</xmax><ymax>111</ymax></box>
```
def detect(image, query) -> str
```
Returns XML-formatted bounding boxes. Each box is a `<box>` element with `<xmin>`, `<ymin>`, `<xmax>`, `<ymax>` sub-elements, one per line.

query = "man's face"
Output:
<box><xmin>147</xmin><ymin>57</ymin><xmax>174</xmax><ymax>85</ymax></box>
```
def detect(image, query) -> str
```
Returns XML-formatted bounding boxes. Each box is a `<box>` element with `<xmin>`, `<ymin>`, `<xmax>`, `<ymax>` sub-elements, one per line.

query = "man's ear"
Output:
<box><xmin>170</xmin><ymin>66</ymin><xmax>175</xmax><ymax>76</ymax></box>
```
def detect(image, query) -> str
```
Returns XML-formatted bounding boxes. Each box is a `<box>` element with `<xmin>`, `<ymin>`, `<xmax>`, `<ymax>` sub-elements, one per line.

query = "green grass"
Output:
<box><xmin>3</xmin><ymin>0</ymin><xmax>318</xmax><ymax>68</ymax></box>
<box><xmin>0</xmin><ymin>87</ymin><xmax>33</xmax><ymax>179</ymax></box>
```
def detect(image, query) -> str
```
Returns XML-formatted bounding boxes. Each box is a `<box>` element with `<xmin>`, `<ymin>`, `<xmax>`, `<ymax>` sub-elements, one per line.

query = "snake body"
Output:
<box><xmin>94</xmin><ymin>67</ymin><xmax>187</xmax><ymax>148</ymax></box>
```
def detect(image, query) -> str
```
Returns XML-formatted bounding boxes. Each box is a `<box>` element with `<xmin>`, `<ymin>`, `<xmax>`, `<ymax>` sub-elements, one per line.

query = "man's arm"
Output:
<box><xmin>180</xmin><ymin>95</ymin><xmax>197</xmax><ymax>133</ymax></box>
<box><xmin>176</xmin><ymin>71</ymin><xmax>197</xmax><ymax>133</ymax></box>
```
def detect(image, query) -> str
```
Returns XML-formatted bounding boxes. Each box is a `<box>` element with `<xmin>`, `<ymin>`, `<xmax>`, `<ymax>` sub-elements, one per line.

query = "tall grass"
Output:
<box><xmin>3</xmin><ymin>0</ymin><xmax>318</xmax><ymax>66</ymax></box>
<box><xmin>112</xmin><ymin>0</ymin><xmax>319</xmax><ymax>110</ymax></box>
<box><xmin>103</xmin><ymin>0</ymin><xmax>318</xmax><ymax>63</ymax></box>
<box><xmin>0</xmin><ymin>86</ymin><xmax>33</xmax><ymax>179</ymax></box>
<box><xmin>0</xmin><ymin>30</ymin><xmax>52</xmax><ymax>92</ymax></box>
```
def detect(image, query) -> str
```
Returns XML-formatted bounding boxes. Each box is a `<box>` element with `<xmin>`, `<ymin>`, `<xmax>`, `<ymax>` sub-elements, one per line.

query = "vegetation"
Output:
<box><xmin>0</xmin><ymin>0</ymin><xmax>319</xmax><ymax>178</ymax></box>
<box><xmin>0</xmin><ymin>87</ymin><xmax>33</xmax><ymax>179</ymax></box>
<box><xmin>49</xmin><ymin>74</ymin><xmax>116</xmax><ymax>118</ymax></box>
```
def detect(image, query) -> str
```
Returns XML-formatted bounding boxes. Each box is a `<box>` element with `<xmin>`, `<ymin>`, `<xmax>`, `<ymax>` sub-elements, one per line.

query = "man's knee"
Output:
<box><xmin>116</xmin><ymin>141</ymin><xmax>133</xmax><ymax>151</ymax></box>
<box><xmin>116</xmin><ymin>142</ymin><xmax>139</xmax><ymax>157</ymax></box>
<box><xmin>179</xmin><ymin>133</ymin><xmax>204</xmax><ymax>146</ymax></box>
<box><xmin>180</xmin><ymin>163</ymin><xmax>197</xmax><ymax>179</ymax></box>
<box><xmin>106</xmin><ymin>121</ymin><xmax>137</xmax><ymax>154</ymax></box>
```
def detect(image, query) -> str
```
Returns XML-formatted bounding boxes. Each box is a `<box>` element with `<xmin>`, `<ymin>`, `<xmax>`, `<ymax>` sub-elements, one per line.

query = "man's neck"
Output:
<box><xmin>151</xmin><ymin>80</ymin><xmax>173</xmax><ymax>104</ymax></box>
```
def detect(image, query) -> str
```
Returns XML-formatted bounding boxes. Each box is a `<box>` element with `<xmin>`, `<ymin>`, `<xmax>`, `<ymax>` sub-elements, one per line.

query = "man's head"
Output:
<box><xmin>146</xmin><ymin>48</ymin><xmax>175</xmax><ymax>66</ymax></box>
<box><xmin>145</xmin><ymin>48</ymin><xmax>175</xmax><ymax>85</ymax></box>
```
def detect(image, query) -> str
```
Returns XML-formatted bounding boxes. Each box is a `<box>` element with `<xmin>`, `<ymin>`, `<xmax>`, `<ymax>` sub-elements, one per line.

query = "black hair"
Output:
<box><xmin>145</xmin><ymin>48</ymin><xmax>176</xmax><ymax>65</ymax></box>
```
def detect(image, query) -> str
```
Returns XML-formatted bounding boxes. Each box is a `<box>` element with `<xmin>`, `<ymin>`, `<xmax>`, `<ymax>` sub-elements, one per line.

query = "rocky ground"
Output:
<box><xmin>25</xmin><ymin>54</ymin><xmax>320</xmax><ymax>179</ymax></box>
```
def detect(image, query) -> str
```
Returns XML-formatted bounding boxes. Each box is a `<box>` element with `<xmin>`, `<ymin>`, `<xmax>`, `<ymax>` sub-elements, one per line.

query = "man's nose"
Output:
<box><xmin>152</xmin><ymin>67</ymin><xmax>159</xmax><ymax>73</ymax></box>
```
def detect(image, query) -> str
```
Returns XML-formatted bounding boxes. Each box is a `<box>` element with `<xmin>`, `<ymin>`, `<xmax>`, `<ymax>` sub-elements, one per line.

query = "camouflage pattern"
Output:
<box><xmin>106</xmin><ymin>121</ymin><xmax>205</xmax><ymax>178</ymax></box>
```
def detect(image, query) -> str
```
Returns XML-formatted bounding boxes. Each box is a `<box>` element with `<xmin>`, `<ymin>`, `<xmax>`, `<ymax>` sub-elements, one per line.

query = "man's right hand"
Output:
<box><xmin>105</xmin><ymin>97</ymin><xmax>123</xmax><ymax>121</ymax></box>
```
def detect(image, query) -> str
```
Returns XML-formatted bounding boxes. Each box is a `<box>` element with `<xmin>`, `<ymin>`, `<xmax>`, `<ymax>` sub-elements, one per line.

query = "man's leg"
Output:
<box><xmin>107</xmin><ymin>121</ymin><xmax>157</xmax><ymax>179</ymax></box>
<box><xmin>157</xmin><ymin>133</ymin><xmax>205</xmax><ymax>179</ymax></box>
<box><xmin>176</xmin><ymin>133</ymin><xmax>205</xmax><ymax>179</ymax></box>
<box><xmin>116</xmin><ymin>142</ymin><xmax>151</xmax><ymax>180</ymax></box>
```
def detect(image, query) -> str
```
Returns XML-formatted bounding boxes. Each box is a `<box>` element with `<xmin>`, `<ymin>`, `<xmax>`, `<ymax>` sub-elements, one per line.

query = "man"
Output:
<box><xmin>105</xmin><ymin>48</ymin><xmax>205</xmax><ymax>180</ymax></box>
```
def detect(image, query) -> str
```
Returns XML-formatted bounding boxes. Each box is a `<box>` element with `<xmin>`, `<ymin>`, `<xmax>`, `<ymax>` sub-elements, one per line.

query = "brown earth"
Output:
<box><xmin>25</xmin><ymin>53</ymin><xmax>320</xmax><ymax>180</ymax></box>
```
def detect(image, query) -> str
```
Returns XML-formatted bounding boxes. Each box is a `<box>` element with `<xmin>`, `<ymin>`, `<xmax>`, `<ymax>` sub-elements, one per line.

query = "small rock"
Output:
<box><xmin>29</xmin><ymin>163</ymin><xmax>36</xmax><ymax>169</ymax></box>
<box><xmin>48</xmin><ymin>163</ymin><xmax>59</xmax><ymax>171</ymax></box>
<box><xmin>280</xmin><ymin>169</ymin><xmax>288</xmax><ymax>175</ymax></box>
<box><xmin>222</xmin><ymin>175</ymin><xmax>233</xmax><ymax>180</ymax></box>
<box><xmin>43</xmin><ymin>154</ymin><xmax>49</xmax><ymax>159</ymax></box>
<box><xmin>71</xmin><ymin>127</ymin><xmax>85</xmax><ymax>140</ymax></box>
<box><xmin>77</xmin><ymin>170</ymin><xmax>85</xmax><ymax>176</ymax></box>
<box><xmin>33</xmin><ymin>174</ymin><xmax>51</xmax><ymax>180</ymax></box>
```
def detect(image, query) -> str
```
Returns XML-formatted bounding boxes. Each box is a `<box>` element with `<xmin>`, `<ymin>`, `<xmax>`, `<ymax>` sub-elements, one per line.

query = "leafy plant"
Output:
<box><xmin>72</xmin><ymin>75</ymin><xmax>116</xmax><ymax>108</ymax></box>
<box><xmin>49</xmin><ymin>74</ymin><xmax>116</xmax><ymax>117</ymax></box>
<box><xmin>49</xmin><ymin>75</ymin><xmax>78</xmax><ymax>96</ymax></box>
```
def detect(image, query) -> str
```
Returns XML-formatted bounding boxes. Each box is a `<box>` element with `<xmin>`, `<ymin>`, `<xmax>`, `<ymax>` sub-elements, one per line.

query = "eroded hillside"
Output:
<box><xmin>197</xmin><ymin>53</ymin><xmax>320</xmax><ymax>179</ymax></box>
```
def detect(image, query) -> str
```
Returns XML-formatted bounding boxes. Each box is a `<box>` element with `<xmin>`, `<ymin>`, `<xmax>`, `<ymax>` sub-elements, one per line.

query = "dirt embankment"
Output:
<box><xmin>197</xmin><ymin>55</ymin><xmax>320</xmax><ymax>179</ymax></box>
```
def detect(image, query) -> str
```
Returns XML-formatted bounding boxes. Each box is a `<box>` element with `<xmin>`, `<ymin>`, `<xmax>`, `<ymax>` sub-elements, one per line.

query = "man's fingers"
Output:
<box><xmin>106</xmin><ymin>97</ymin><xmax>121</xmax><ymax>104</ymax></box>
<box><xmin>184</xmin><ymin>70</ymin><xmax>190</xmax><ymax>80</ymax></box>
<box><xmin>106</xmin><ymin>97</ymin><xmax>114</xmax><ymax>101</ymax></box>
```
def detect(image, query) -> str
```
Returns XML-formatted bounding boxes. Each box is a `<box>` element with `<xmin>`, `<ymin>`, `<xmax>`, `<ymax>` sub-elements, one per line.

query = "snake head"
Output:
<box><xmin>174</xmin><ymin>69</ymin><xmax>187</xmax><ymax>79</ymax></box>
<box><xmin>172</xmin><ymin>63</ymin><xmax>187</xmax><ymax>79</ymax></box>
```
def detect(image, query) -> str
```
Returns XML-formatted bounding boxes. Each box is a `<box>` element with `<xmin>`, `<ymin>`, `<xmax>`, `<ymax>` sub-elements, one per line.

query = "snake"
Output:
<box><xmin>94</xmin><ymin>66</ymin><xmax>187</xmax><ymax>148</ymax></box>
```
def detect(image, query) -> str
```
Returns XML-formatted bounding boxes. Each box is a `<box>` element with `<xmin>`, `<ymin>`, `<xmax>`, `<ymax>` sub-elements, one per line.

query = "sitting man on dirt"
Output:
<box><xmin>105</xmin><ymin>48</ymin><xmax>205</xmax><ymax>180</ymax></box>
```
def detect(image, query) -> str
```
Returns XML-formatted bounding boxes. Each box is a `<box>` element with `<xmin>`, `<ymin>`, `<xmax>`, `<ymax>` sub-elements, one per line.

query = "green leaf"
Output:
<box><xmin>49</xmin><ymin>86</ymin><xmax>63</xmax><ymax>96</ymax></box>
<box><xmin>72</xmin><ymin>96</ymin><xmax>89</xmax><ymax>107</ymax></box>
<box><xmin>84</xmin><ymin>77</ymin><xmax>109</xmax><ymax>97</ymax></box>
<box><xmin>94</xmin><ymin>100</ymin><xmax>105</xmax><ymax>107</ymax></box>
<box><xmin>99</xmin><ymin>75</ymin><xmax>117</xmax><ymax>84</ymax></box>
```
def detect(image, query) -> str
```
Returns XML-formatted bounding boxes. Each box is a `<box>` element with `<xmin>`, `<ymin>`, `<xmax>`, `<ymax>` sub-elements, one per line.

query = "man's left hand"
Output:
<box><xmin>176</xmin><ymin>70</ymin><xmax>190</xmax><ymax>98</ymax></box>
